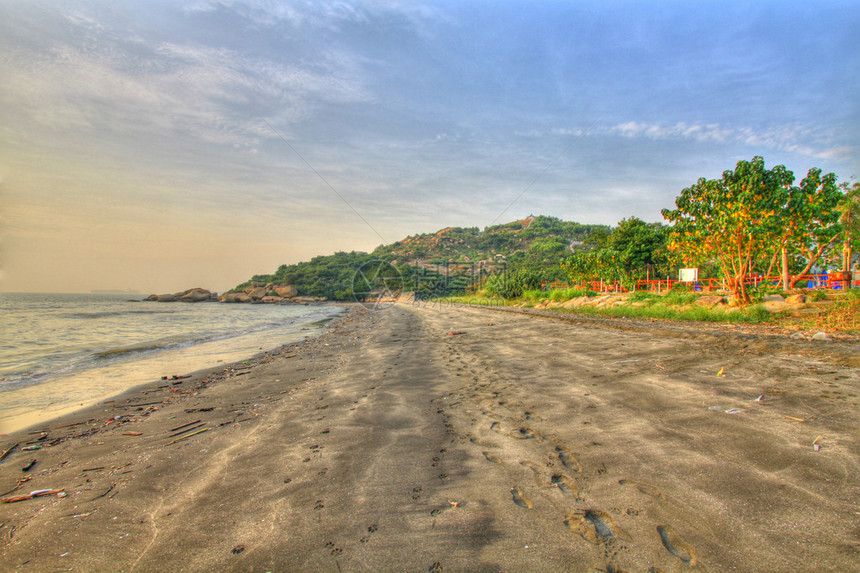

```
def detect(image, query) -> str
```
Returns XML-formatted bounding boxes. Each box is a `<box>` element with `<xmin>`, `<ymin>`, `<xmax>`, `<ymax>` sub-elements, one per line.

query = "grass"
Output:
<box><xmin>435</xmin><ymin>288</ymin><xmax>777</xmax><ymax>324</ymax></box>
<box><xmin>566</xmin><ymin>301</ymin><xmax>773</xmax><ymax>323</ymax></box>
<box><xmin>808</xmin><ymin>289</ymin><xmax>860</xmax><ymax>332</ymax></box>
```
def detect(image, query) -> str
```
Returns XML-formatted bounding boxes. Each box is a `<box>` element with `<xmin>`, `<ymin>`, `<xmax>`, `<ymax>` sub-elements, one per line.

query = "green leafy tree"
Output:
<box><xmin>783</xmin><ymin>168</ymin><xmax>842</xmax><ymax>288</ymax></box>
<box><xmin>605</xmin><ymin>217</ymin><xmax>670</xmax><ymax>284</ymax></box>
<box><xmin>837</xmin><ymin>181</ymin><xmax>860</xmax><ymax>275</ymax></box>
<box><xmin>662</xmin><ymin>157</ymin><xmax>795</xmax><ymax>303</ymax></box>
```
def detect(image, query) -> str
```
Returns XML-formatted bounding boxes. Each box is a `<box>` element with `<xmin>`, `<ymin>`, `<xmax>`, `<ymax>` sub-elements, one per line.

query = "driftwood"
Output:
<box><xmin>167</xmin><ymin>427</ymin><xmax>210</xmax><ymax>445</ymax></box>
<box><xmin>170</xmin><ymin>423</ymin><xmax>205</xmax><ymax>438</ymax></box>
<box><xmin>170</xmin><ymin>419</ymin><xmax>201</xmax><ymax>432</ymax></box>
<box><xmin>2</xmin><ymin>488</ymin><xmax>65</xmax><ymax>503</ymax></box>
<box><xmin>0</xmin><ymin>443</ymin><xmax>19</xmax><ymax>463</ymax></box>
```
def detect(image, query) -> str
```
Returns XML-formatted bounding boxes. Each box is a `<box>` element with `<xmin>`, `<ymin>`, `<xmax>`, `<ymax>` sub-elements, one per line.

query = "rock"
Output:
<box><xmin>591</xmin><ymin>295</ymin><xmax>613</xmax><ymax>308</ymax></box>
<box><xmin>220</xmin><ymin>293</ymin><xmax>250</xmax><ymax>303</ymax></box>
<box><xmin>261</xmin><ymin>296</ymin><xmax>283</xmax><ymax>304</ymax></box>
<box><xmin>695</xmin><ymin>295</ymin><xmax>725</xmax><ymax>308</ymax></box>
<box><xmin>248</xmin><ymin>287</ymin><xmax>267</xmax><ymax>300</ymax></box>
<box><xmin>790</xmin><ymin>332</ymin><xmax>807</xmax><ymax>340</ymax></box>
<box><xmin>761</xmin><ymin>300</ymin><xmax>790</xmax><ymax>313</ymax></box>
<box><xmin>145</xmin><ymin>294</ymin><xmax>158</xmax><ymax>301</ymax></box>
<box><xmin>274</xmin><ymin>285</ymin><xmax>298</xmax><ymax>298</ymax></box>
<box><xmin>563</xmin><ymin>297</ymin><xmax>588</xmax><ymax>309</ymax></box>
<box><xmin>763</xmin><ymin>294</ymin><xmax>786</xmax><ymax>302</ymax></box>
<box><xmin>811</xmin><ymin>331</ymin><xmax>833</xmax><ymax>342</ymax></box>
<box><xmin>156</xmin><ymin>294</ymin><xmax>176</xmax><ymax>302</ymax></box>
<box><xmin>179</xmin><ymin>288</ymin><xmax>214</xmax><ymax>302</ymax></box>
<box><xmin>785</xmin><ymin>294</ymin><xmax>807</xmax><ymax>304</ymax></box>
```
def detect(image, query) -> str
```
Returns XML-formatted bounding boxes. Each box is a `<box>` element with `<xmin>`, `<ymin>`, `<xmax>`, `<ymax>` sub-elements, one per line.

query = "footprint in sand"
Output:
<box><xmin>360</xmin><ymin>523</ymin><xmax>378</xmax><ymax>543</ymax></box>
<box><xmin>656</xmin><ymin>525</ymin><xmax>697</xmax><ymax>566</ymax></box>
<box><xmin>618</xmin><ymin>479</ymin><xmax>668</xmax><ymax>501</ymax></box>
<box><xmin>511</xmin><ymin>486</ymin><xmax>534</xmax><ymax>509</ymax></box>
<box><xmin>519</xmin><ymin>460</ymin><xmax>542</xmax><ymax>473</ymax></box>
<box><xmin>550</xmin><ymin>473</ymin><xmax>577</xmax><ymax>495</ymax></box>
<box><xmin>511</xmin><ymin>427</ymin><xmax>544</xmax><ymax>441</ymax></box>
<box><xmin>565</xmin><ymin>509</ymin><xmax>631</xmax><ymax>545</ymax></box>
<box><xmin>482</xmin><ymin>451</ymin><xmax>502</xmax><ymax>464</ymax></box>
<box><xmin>555</xmin><ymin>445</ymin><xmax>583</xmax><ymax>473</ymax></box>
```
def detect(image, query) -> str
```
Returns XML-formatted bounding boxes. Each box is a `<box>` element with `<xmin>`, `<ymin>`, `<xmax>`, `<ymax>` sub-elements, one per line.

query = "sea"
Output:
<box><xmin>0</xmin><ymin>293</ymin><xmax>346</xmax><ymax>435</ymax></box>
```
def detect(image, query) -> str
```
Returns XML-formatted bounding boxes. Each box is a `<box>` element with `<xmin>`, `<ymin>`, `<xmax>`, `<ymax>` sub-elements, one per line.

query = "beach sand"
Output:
<box><xmin>1</xmin><ymin>302</ymin><xmax>858</xmax><ymax>572</ymax></box>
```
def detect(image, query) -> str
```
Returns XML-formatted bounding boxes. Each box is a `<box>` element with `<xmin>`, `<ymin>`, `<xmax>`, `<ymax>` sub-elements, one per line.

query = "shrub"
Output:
<box><xmin>808</xmin><ymin>290</ymin><xmax>827</xmax><ymax>302</ymax></box>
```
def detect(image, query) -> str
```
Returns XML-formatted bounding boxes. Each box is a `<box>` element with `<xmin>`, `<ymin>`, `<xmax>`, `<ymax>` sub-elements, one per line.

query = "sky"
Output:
<box><xmin>1</xmin><ymin>0</ymin><xmax>858</xmax><ymax>294</ymax></box>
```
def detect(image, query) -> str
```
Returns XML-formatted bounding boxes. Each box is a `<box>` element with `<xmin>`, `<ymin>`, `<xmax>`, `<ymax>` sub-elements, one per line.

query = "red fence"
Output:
<box><xmin>544</xmin><ymin>273</ymin><xmax>860</xmax><ymax>294</ymax></box>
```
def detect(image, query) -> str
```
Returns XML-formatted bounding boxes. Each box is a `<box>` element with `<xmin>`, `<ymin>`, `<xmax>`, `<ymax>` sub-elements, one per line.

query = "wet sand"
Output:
<box><xmin>1</xmin><ymin>302</ymin><xmax>858</xmax><ymax>572</ymax></box>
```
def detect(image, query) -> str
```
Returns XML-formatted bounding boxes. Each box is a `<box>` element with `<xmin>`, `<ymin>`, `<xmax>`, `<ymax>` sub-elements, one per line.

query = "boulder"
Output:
<box><xmin>261</xmin><ymin>296</ymin><xmax>283</xmax><ymax>304</ymax></box>
<box><xmin>811</xmin><ymin>331</ymin><xmax>833</xmax><ymax>342</ymax></box>
<box><xmin>156</xmin><ymin>294</ymin><xmax>176</xmax><ymax>302</ymax></box>
<box><xmin>562</xmin><ymin>297</ymin><xmax>588</xmax><ymax>309</ymax></box>
<box><xmin>762</xmin><ymin>300</ymin><xmax>790</xmax><ymax>313</ymax></box>
<box><xmin>785</xmin><ymin>293</ymin><xmax>807</xmax><ymax>304</ymax></box>
<box><xmin>145</xmin><ymin>294</ymin><xmax>158</xmax><ymax>301</ymax></box>
<box><xmin>695</xmin><ymin>295</ymin><xmax>725</xmax><ymax>308</ymax></box>
<box><xmin>179</xmin><ymin>288</ymin><xmax>214</xmax><ymax>302</ymax></box>
<box><xmin>248</xmin><ymin>287</ymin><xmax>267</xmax><ymax>300</ymax></box>
<box><xmin>220</xmin><ymin>292</ymin><xmax>250</xmax><ymax>303</ymax></box>
<box><xmin>275</xmin><ymin>285</ymin><xmax>298</xmax><ymax>298</ymax></box>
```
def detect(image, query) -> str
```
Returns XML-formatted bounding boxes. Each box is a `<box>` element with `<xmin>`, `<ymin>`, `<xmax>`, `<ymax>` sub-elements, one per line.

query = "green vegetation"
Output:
<box><xmin>562</xmin><ymin>217</ymin><xmax>670</xmax><ymax>288</ymax></box>
<box><xmin>232</xmin><ymin>216</ymin><xmax>610</xmax><ymax>300</ymax></box>
<box><xmin>232</xmin><ymin>157</ymin><xmax>855</xmax><ymax>313</ymax></box>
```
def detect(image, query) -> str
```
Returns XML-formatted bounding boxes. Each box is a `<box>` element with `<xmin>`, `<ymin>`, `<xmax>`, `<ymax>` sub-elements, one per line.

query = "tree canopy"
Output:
<box><xmin>662</xmin><ymin>156</ymin><xmax>843</xmax><ymax>302</ymax></box>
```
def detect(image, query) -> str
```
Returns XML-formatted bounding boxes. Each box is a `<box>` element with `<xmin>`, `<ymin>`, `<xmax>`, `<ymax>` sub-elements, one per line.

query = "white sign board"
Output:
<box><xmin>679</xmin><ymin>268</ymin><xmax>698</xmax><ymax>282</ymax></box>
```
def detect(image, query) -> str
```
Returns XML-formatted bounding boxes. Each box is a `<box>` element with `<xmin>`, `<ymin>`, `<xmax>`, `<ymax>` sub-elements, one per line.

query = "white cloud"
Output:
<box><xmin>0</xmin><ymin>27</ymin><xmax>374</xmax><ymax>151</ymax></box>
<box><xmin>185</xmin><ymin>0</ymin><xmax>448</xmax><ymax>34</ymax></box>
<box><xmin>602</xmin><ymin>121</ymin><xmax>855</xmax><ymax>160</ymax></box>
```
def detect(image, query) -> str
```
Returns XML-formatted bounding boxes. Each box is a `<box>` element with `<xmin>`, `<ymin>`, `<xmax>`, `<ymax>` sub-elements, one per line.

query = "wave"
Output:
<box><xmin>63</xmin><ymin>310</ymin><xmax>174</xmax><ymax>319</ymax></box>
<box><xmin>93</xmin><ymin>334</ymin><xmax>217</xmax><ymax>359</ymax></box>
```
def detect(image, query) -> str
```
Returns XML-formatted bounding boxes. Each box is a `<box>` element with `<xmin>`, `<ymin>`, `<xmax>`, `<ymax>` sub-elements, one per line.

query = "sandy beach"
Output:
<box><xmin>1</xmin><ymin>302</ymin><xmax>858</xmax><ymax>572</ymax></box>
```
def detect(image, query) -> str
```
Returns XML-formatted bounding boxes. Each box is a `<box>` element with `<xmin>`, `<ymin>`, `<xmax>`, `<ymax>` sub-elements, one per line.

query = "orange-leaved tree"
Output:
<box><xmin>661</xmin><ymin>157</ymin><xmax>794</xmax><ymax>303</ymax></box>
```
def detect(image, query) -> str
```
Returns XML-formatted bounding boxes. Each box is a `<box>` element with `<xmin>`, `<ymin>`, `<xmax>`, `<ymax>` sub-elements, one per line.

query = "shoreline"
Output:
<box><xmin>1</xmin><ymin>302</ymin><xmax>857</xmax><ymax>571</ymax></box>
<box><xmin>0</xmin><ymin>303</ymin><xmax>352</xmax><ymax>439</ymax></box>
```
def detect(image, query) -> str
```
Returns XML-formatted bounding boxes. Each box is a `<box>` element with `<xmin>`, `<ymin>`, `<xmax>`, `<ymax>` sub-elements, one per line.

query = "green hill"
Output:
<box><xmin>233</xmin><ymin>215</ymin><xmax>608</xmax><ymax>300</ymax></box>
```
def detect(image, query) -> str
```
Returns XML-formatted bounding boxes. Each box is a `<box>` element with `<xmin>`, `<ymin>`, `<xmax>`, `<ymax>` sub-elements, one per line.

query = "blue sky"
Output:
<box><xmin>1</xmin><ymin>0</ymin><xmax>858</xmax><ymax>293</ymax></box>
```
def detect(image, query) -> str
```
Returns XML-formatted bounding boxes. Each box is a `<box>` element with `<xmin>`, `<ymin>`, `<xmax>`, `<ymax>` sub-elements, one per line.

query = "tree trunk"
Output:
<box><xmin>782</xmin><ymin>247</ymin><xmax>790</xmax><ymax>292</ymax></box>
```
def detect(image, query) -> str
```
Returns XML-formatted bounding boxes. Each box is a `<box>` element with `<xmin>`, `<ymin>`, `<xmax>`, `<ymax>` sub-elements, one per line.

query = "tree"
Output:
<box><xmin>783</xmin><ymin>168</ymin><xmax>842</xmax><ymax>288</ymax></box>
<box><xmin>662</xmin><ymin>157</ymin><xmax>794</xmax><ymax>303</ymax></box>
<box><xmin>604</xmin><ymin>217</ymin><xmax>670</xmax><ymax>284</ymax></box>
<box><xmin>837</xmin><ymin>181</ymin><xmax>860</xmax><ymax>278</ymax></box>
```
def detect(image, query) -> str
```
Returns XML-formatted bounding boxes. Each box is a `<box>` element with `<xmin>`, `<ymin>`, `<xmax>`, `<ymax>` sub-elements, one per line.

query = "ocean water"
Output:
<box><xmin>0</xmin><ymin>293</ymin><xmax>345</xmax><ymax>435</ymax></box>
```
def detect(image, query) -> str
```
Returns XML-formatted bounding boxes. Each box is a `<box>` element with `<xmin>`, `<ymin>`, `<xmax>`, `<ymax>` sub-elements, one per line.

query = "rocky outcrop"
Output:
<box><xmin>219</xmin><ymin>282</ymin><xmax>317</xmax><ymax>304</ymax></box>
<box><xmin>179</xmin><ymin>288</ymin><xmax>216</xmax><ymax>302</ymax></box>
<box><xmin>146</xmin><ymin>288</ymin><xmax>218</xmax><ymax>303</ymax></box>
<box><xmin>220</xmin><ymin>292</ymin><xmax>251</xmax><ymax>303</ymax></box>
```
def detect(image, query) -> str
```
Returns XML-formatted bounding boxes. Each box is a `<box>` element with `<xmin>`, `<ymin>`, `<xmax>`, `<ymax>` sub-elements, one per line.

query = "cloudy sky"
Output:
<box><xmin>1</xmin><ymin>0</ymin><xmax>857</xmax><ymax>293</ymax></box>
